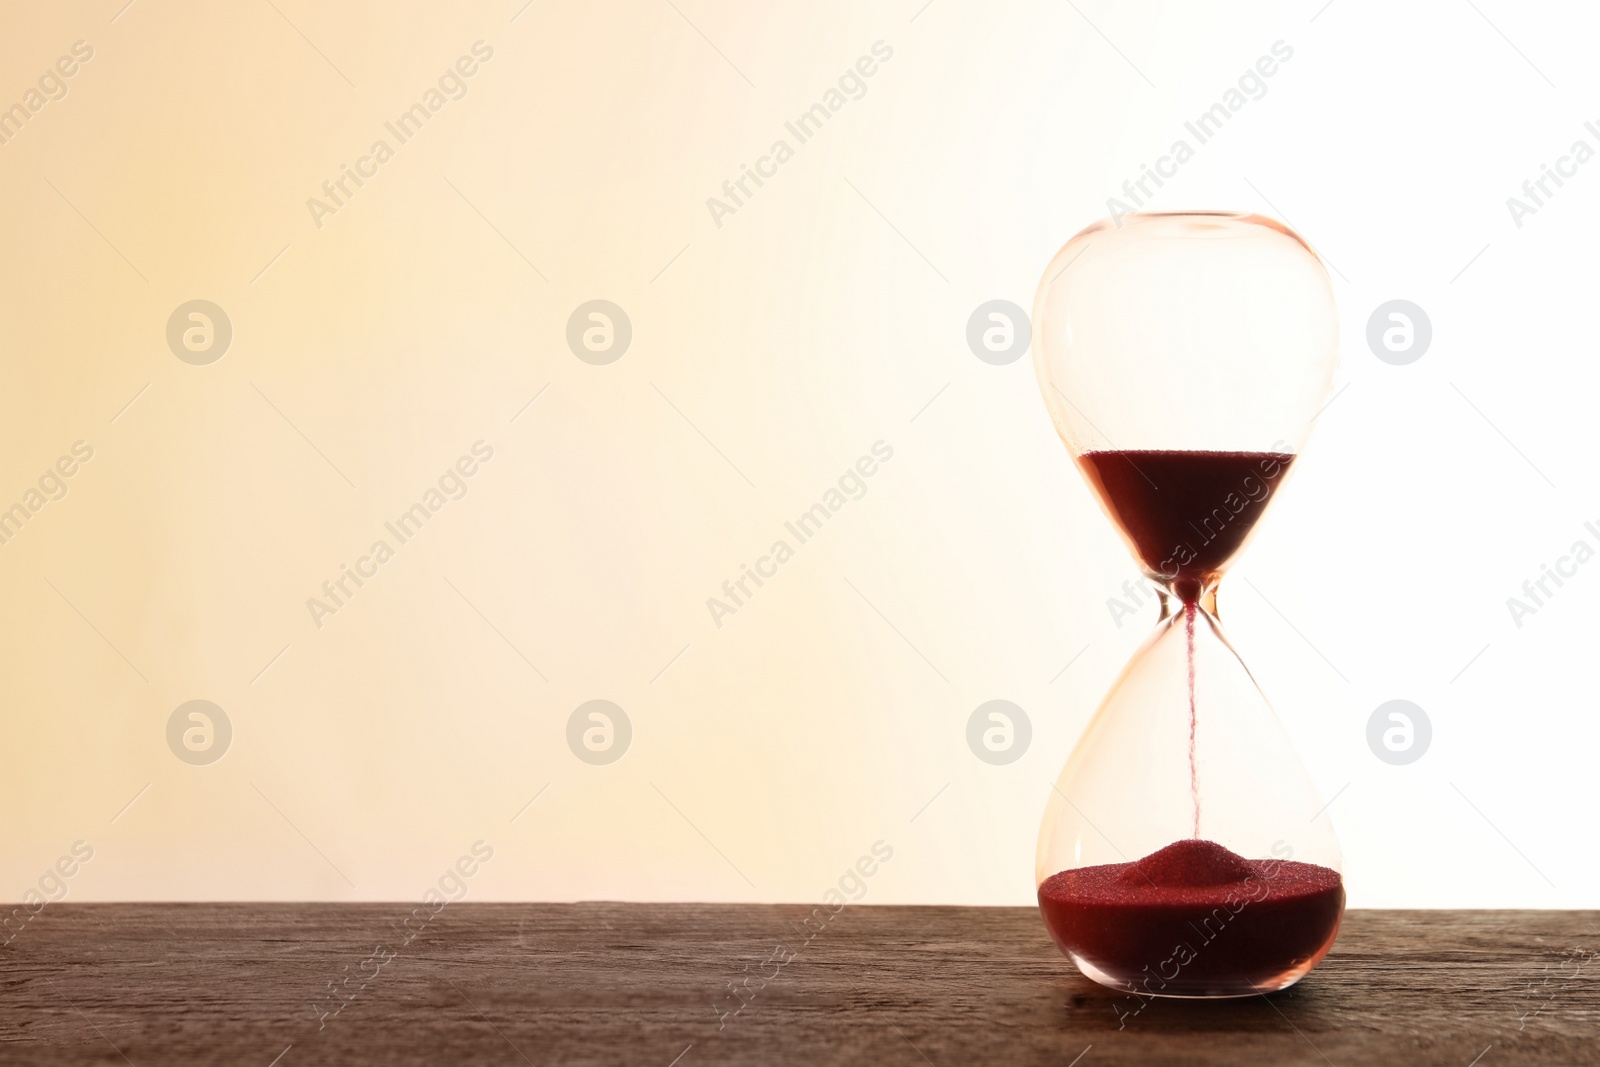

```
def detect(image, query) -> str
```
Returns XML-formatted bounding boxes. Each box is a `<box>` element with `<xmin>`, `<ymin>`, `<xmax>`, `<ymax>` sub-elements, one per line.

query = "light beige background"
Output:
<box><xmin>0</xmin><ymin>0</ymin><xmax>1594</xmax><ymax>905</ymax></box>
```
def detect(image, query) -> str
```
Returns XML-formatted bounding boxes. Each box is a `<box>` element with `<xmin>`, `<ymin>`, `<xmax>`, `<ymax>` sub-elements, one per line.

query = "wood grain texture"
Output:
<box><xmin>0</xmin><ymin>905</ymin><xmax>1595</xmax><ymax>1065</ymax></box>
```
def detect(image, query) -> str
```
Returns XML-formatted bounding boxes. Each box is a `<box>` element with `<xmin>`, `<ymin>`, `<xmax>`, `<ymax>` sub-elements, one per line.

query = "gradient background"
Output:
<box><xmin>0</xmin><ymin>0</ymin><xmax>1594</xmax><ymax>907</ymax></box>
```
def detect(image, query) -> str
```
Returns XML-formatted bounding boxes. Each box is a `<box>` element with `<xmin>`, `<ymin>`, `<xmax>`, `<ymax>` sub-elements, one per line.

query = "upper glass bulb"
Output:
<box><xmin>1035</xmin><ymin>212</ymin><xmax>1336</xmax><ymax>443</ymax></box>
<box><xmin>1034</xmin><ymin>211</ymin><xmax>1338</xmax><ymax>600</ymax></box>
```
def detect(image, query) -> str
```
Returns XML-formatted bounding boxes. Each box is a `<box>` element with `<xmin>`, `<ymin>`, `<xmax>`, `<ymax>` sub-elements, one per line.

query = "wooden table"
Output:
<box><xmin>2</xmin><ymin>904</ymin><xmax>1595</xmax><ymax>1065</ymax></box>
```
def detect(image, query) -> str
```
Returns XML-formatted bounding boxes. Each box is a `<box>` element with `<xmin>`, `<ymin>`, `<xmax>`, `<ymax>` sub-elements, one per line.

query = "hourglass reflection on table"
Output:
<box><xmin>1031</xmin><ymin>212</ymin><xmax>1342</xmax><ymax>997</ymax></box>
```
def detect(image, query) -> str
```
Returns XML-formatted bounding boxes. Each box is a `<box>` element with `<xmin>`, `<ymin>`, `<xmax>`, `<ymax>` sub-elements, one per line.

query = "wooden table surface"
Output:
<box><xmin>1</xmin><ymin>904</ymin><xmax>1595</xmax><ymax>1065</ymax></box>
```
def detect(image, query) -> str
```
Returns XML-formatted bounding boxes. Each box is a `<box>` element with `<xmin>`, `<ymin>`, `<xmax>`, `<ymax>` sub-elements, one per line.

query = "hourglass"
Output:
<box><xmin>1031</xmin><ymin>213</ymin><xmax>1342</xmax><ymax>997</ymax></box>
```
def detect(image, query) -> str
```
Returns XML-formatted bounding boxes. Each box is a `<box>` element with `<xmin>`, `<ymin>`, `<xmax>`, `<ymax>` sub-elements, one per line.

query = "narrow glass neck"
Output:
<box><xmin>1157</xmin><ymin>583</ymin><xmax>1217</xmax><ymax>621</ymax></box>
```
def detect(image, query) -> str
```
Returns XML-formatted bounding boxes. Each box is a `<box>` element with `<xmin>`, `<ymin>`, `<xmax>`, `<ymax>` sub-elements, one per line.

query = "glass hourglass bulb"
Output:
<box><xmin>1031</xmin><ymin>212</ymin><xmax>1342</xmax><ymax>998</ymax></box>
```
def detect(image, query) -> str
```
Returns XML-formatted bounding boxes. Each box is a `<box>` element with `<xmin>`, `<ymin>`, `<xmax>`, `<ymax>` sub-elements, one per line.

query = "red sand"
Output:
<box><xmin>1038</xmin><ymin>839</ymin><xmax>1344</xmax><ymax>996</ymax></box>
<box><xmin>1076</xmin><ymin>450</ymin><xmax>1292</xmax><ymax>605</ymax></box>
